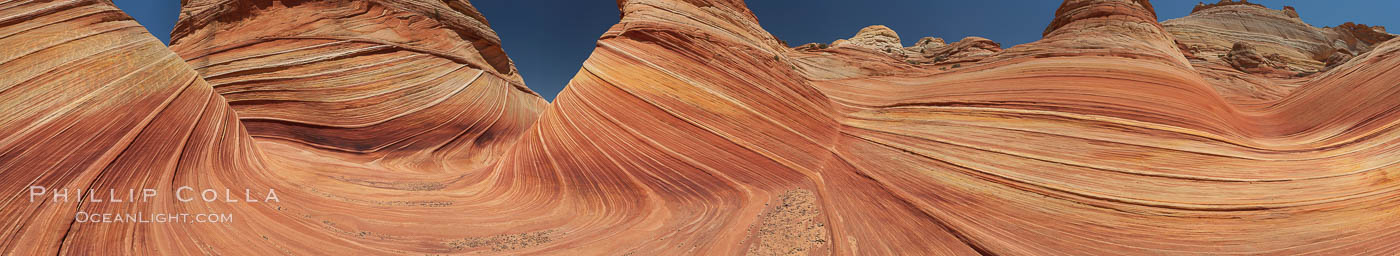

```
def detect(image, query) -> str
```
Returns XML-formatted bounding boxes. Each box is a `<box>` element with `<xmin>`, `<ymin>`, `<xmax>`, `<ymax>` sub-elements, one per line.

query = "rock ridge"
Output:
<box><xmin>803</xmin><ymin>25</ymin><xmax>1002</xmax><ymax>66</ymax></box>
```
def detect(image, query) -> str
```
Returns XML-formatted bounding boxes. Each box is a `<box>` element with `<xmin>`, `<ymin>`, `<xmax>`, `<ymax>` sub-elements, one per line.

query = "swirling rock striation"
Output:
<box><xmin>0</xmin><ymin>0</ymin><xmax>268</xmax><ymax>253</ymax></box>
<box><xmin>169</xmin><ymin>0</ymin><xmax>547</xmax><ymax>170</ymax></box>
<box><xmin>801</xmin><ymin>0</ymin><xmax>1400</xmax><ymax>254</ymax></box>
<box><xmin>4</xmin><ymin>0</ymin><xmax>1400</xmax><ymax>255</ymax></box>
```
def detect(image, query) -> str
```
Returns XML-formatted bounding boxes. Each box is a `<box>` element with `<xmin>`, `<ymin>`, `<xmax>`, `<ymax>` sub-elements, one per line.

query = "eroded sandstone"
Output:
<box><xmin>4</xmin><ymin>0</ymin><xmax>1400</xmax><ymax>255</ymax></box>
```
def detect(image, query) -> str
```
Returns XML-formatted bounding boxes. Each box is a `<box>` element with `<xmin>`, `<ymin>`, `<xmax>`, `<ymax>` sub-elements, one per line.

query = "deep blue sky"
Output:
<box><xmin>113</xmin><ymin>0</ymin><xmax>1396</xmax><ymax>101</ymax></box>
<box><xmin>111</xmin><ymin>0</ymin><xmax>179</xmax><ymax>44</ymax></box>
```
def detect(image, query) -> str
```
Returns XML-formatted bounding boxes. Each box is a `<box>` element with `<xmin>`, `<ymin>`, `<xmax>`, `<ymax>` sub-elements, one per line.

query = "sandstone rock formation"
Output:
<box><xmin>1191</xmin><ymin>0</ymin><xmax>1266</xmax><ymax>14</ymax></box>
<box><xmin>5</xmin><ymin>0</ymin><xmax>1400</xmax><ymax>255</ymax></box>
<box><xmin>806</xmin><ymin>26</ymin><xmax>1003</xmax><ymax>67</ymax></box>
<box><xmin>792</xmin><ymin>42</ymin><xmax>830</xmax><ymax>51</ymax></box>
<box><xmin>835</xmin><ymin>25</ymin><xmax>906</xmax><ymax>58</ymax></box>
<box><xmin>906</xmin><ymin>36</ymin><xmax>946</xmax><ymax>51</ymax></box>
<box><xmin>1166</xmin><ymin>0</ymin><xmax>1397</xmax><ymax>76</ymax></box>
<box><xmin>1</xmin><ymin>1</ymin><xmax>267</xmax><ymax>253</ymax></box>
<box><xmin>799</xmin><ymin>1</ymin><xmax>1400</xmax><ymax>253</ymax></box>
<box><xmin>905</xmin><ymin>36</ymin><xmax>1002</xmax><ymax>65</ymax></box>
<box><xmin>1224</xmin><ymin>42</ymin><xmax>1289</xmax><ymax>75</ymax></box>
<box><xmin>1332</xmin><ymin>22</ymin><xmax>1397</xmax><ymax>49</ymax></box>
<box><xmin>1164</xmin><ymin>0</ymin><xmax>1398</xmax><ymax>104</ymax></box>
<box><xmin>168</xmin><ymin>0</ymin><xmax>547</xmax><ymax>170</ymax></box>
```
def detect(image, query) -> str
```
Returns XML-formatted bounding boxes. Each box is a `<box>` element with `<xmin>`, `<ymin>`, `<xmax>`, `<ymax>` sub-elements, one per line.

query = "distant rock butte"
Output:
<box><xmin>836</xmin><ymin>25</ymin><xmax>907</xmax><ymax>58</ymax></box>
<box><xmin>4</xmin><ymin>0</ymin><xmax>1400</xmax><ymax>255</ymax></box>
<box><xmin>807</xmin><ymin>25</ymin><xmax>1003</xmax><ymax>66</ymax></box>
<box><xmin>906</xmin><ymin>37</ymin><xmax>1002</xmax><ymax>65</ymax></box>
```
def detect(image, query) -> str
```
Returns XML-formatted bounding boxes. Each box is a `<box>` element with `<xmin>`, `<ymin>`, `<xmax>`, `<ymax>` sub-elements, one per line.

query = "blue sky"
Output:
<box><xmin>113</xmin><ymin>0</ymin><xmax>1397</xmax><ymax>101</ymax></box>
<box><xmin>110</xmin><ymin>0</ymin><xmax>179</xmax><ymax>44</ymax></box>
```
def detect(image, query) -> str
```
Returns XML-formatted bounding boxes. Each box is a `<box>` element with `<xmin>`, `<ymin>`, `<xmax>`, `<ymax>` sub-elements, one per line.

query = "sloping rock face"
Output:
<box><xmin>1165</xmin><ymin>0</ymin><xmax>1397</xmax><ymax>75</ymax></box>
<box><xmin>169</xmin><ymin>0</ymin><xmax>547</xmax><ymax>170</ymax></box>
<box><xmin>6</xmin><ymin>0</ymin><xmax>1400</xmax><ymax>255</ymax></box>
<box><xmin>1</xmin><ymin>1</ymin><xmax>268</xmax><ymax>253</ymax></box>
<box><xmin>798</xmin><ymin>0</ymin><xmax>1400</xmax><ymax>253</ymax></box>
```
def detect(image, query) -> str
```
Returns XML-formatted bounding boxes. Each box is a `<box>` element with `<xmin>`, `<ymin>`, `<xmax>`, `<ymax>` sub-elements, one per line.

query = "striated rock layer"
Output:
<box><xmin>1</xmin><ymin>0</ymin><xmax>269</xmax><ymax>253</ymax></box>
<box><xmin>1166</xmin><ymin>0</ymin><xmax>1397</xmax><ymax>105</ymax></box>
<box><xmin>802</xmin><ymin>1</ymin><xmax>1400</xmax><ymax>253</ymax></box>
<box><xmin>4</xmin><ymin>0</ymin><xmax>1400</xmax><ymax>255</ymax></box>
<box><xmin>836</xmin><ymin>25</ymin><xmax>906</xmax><ymax>58</ymax></box>
<box><xmin>169</xmin><ymin>0</ymin><xmax>547</xmax><ymax>170</ymax></box>
<box><xmin>1166</xmin><ymin>1</ymin><xmax>1395</xmax><ymax>76</ymax></box>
